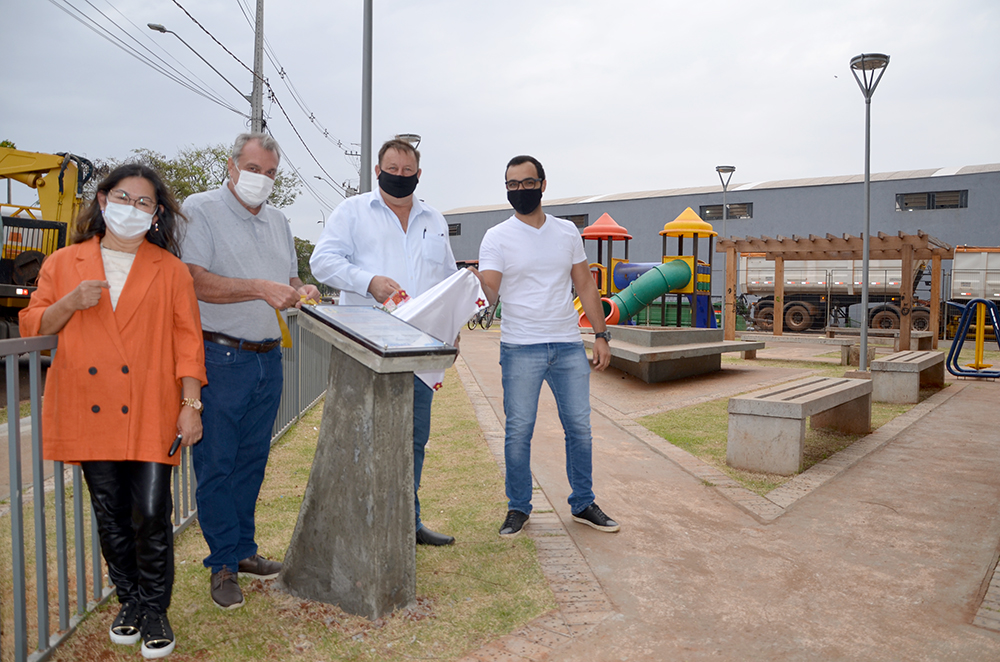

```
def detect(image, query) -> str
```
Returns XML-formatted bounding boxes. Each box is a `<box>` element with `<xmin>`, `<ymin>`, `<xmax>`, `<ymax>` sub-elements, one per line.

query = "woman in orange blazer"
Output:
<box><xmin>20</xmin><ymin>164</ymin><xmax>206</xmax><ymax>660</ymax></box>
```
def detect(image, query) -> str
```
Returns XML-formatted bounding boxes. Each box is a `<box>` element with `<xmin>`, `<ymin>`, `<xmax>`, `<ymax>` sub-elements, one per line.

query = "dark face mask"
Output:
<box><xmin>378</xmin><ymin>170</ymin><xmax>419</xmax><ymax>198</ymax></box>
<box><xmin>507</xmin><ymin>188</ymin><xmax>543</xmax><ymax>215</ymax></box>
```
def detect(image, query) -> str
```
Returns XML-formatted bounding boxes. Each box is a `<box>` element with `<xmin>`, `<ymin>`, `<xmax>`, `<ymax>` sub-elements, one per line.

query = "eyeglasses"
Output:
<box><xmin>505</xmin><ymin>177</ymin><xmax>543</xmax><ymax>191</ymax></box>
<box><xmin>107</xmin><ymin>189</ymin><xmax>157</xmax><ymax>213</ymax></box>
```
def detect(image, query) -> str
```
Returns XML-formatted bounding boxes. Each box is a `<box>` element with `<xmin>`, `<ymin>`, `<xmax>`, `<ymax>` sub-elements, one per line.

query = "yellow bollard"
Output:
<box><xmin>965</xmin><ymin>301</ymin><xmax>994</xmax><ymax>370</ymax></box>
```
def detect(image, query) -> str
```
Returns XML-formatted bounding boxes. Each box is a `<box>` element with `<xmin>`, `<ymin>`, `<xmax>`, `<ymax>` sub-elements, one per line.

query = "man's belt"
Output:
<box><xmin>202</xmin><ymin>331</ymin><xmax>280</xmax><ymax>353</ymax></box>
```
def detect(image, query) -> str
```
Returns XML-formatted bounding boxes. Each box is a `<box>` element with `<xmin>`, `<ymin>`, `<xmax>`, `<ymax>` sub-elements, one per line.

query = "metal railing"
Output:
<box><xmin>2</xmin><ymin>308</ymin><xmax>329</xmax><ymax>662</ymax></box>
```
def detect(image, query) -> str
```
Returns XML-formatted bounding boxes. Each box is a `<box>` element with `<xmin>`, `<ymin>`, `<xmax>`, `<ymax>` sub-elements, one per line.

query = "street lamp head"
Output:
<box><xmin>850</xmin><ymin>53</ymin><xmax>890</xmax><ymax>99</ymax></box>
<box><xmin>394</xmin><ymin>133</ymin><xmax>421</xmax><ymax>148</ymax></box>
<box><xmin>716</xmin><ymin>165</ymin><xmax>736</xmax><ymax>175</ymax></box>
<box><xmin>850</xmin><ymin>53</ymin><xmax>889</xmax><ymax>71</ymax></box>
<box><xmin>147</xmin><ymin>23</ymin><xmax>168</xmax><ymax>33</ymax></box>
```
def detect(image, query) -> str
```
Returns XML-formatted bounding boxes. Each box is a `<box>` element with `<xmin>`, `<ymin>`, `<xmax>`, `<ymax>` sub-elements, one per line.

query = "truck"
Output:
<box><xmin>740</xmin><ymin>254</ymin><xmax>931</xmax><ymax>332</ymax></box>
<box><xmin>947</xmin><ymin>246</ymin><xmax>1000</xmax><ymax>338</ymax></box>
<box><xmin>0</xmin><ymin>147</ymin><xmax>94</xmax><ymax>337</ymax></box>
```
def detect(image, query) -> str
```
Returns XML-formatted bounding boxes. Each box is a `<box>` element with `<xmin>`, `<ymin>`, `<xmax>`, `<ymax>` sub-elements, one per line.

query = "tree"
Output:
<box><xmin>294</xmin><ymin>237</ymin><xmax>334</xmax><ymax>296</ymax></box>
<box><xmin>86</xmin><ymin>143</ymin><xmax>301</xmax><ymax>207</ymax></box>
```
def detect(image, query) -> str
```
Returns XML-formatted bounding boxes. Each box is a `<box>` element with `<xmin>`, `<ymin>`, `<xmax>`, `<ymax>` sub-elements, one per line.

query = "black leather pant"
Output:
<box><xmin>81</xmin><ymin>461</ymin><xmax>174</xmax><ymax>613</ymax></box>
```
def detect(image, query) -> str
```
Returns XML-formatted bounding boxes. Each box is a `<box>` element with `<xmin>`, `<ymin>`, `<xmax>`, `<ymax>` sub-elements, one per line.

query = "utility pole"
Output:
<box><xmin>251</xmin><ymin>0</ymin><xmax>265</xmax><ymax>132</ymax></box>
<box><xmin>360</xmin><ymin>0</ymin><xmax>373</xmax><ymax>193</ymax></box>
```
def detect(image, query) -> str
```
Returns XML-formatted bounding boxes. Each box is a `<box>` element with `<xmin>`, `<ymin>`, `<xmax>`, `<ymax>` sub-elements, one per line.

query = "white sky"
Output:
<box><xmin>3</xmin><ymin>0</ymin><xmax>998</xmax><ymax>243</ymax></box>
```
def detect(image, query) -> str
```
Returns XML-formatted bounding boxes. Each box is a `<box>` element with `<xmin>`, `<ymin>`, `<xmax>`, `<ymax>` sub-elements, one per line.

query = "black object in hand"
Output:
<box><xmin>168</xmin><ymin>434</ymin><xmax>183</xmax><ymax>457</ymax></box>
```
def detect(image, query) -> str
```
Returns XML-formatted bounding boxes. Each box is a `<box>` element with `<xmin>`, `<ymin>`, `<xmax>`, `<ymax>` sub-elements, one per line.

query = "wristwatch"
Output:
<box><xmin>594</xmin><ymin>330</ymin><xmax>612</xmax><ymax>342</ymax></box>
<box><xmin>181</xmin><ymin>397</ymin><xmax>204</xmax><ymax>413</ymax></box>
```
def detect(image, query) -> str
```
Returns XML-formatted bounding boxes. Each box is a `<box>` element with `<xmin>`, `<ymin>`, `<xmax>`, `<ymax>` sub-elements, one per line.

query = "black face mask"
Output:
<box><xmin>378</xmin><ymin>171</ymin><xmax>419</xmax><ymax>198</ymax></box>
<box><xmin>507</xmin><ymin>188</ymin><xmax>543</xmax><ymax>215</ymax></box>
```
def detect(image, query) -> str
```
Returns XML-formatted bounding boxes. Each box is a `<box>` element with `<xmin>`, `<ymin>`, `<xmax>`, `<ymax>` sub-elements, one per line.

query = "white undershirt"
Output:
<box><xmin>100</xmin><ymin>245</ymin><xmax>137</xmax><ymax>310</ymax></box>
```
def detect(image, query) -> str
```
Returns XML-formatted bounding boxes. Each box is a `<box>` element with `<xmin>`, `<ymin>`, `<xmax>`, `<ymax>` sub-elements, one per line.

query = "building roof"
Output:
<box><xmin>444</xmin><ymin>163</ymin><xmax>1000</xmax><ymax>215</ymax></box>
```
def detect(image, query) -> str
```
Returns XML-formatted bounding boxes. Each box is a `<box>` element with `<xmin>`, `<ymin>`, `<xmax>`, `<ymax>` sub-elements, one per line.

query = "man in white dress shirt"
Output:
<box><xmin>310</xmin><ymin>138</ymin><xmax>458</xmax><ymax>546</ymax></box>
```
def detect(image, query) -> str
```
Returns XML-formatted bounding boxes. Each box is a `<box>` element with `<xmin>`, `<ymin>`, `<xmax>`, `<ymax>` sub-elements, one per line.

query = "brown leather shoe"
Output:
<box><xmin>210</xmin><ymin>567</ymin><xmax>244</xmax><ymax>610</ymax></box>
<box><xmin>238</xmin><ymin>554</ymin><xmax>282</xmax><ymax>579</ymax></box>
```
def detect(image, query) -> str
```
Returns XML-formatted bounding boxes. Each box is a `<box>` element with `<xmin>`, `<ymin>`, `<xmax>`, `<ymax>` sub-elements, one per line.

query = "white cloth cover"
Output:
<box><xmin>392</xmin><ymin>268</ymin><xmax>487</xmax><ymax>390</ymax></box>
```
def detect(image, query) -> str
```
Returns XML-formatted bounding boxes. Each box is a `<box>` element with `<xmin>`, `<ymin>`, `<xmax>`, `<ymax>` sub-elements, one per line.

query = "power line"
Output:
<box><xmin>172</xmin><ymin>0</ymin><xmax>349</xmax><ymax>196</ymax></box>
<box><xmin>91</xmin><ymin>0</ymin><xmax>239</xmax><ymax>109</ymax></box>
<box><xmin>46</xmin><ymin>0</ymin><xmax>248</xmax><ymax>117</ymax></box>
<box><xmin>233</xmin><ymin>0</ymin><xmax>356</xmax><ymax>164</ymax></box>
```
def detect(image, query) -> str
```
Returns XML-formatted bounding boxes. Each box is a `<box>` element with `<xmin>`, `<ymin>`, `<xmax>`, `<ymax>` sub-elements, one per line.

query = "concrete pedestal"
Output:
<box><xmin>280</xmin><ymin>349</ymin><xmax>414</xmax><ymax>619</ymax></box>
<box><xmin>278</xmin><ymin>307</ymin><xmax>456</xmax><ymax>620</ymax></box>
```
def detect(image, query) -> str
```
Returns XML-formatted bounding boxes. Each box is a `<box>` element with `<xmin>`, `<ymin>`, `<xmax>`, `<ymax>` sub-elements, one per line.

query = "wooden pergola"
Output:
<box><xmin>716</xmin><ymin>231</ymin><xmax>954</xmax><ymax>350</ymax></box>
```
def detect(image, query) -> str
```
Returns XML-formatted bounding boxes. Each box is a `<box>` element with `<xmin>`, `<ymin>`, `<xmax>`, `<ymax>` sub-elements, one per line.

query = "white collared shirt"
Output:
<box><xmin>311</xmin><ymin>188</ymin><xmax>457</xmax><ymax>305</ymax></box>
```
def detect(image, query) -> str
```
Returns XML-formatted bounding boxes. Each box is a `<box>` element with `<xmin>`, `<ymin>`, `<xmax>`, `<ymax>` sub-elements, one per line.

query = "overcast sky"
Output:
<box><xmin>3</xmin><ymin>0</ymin><xmax>998</xmax><ymax>243</ymax></box>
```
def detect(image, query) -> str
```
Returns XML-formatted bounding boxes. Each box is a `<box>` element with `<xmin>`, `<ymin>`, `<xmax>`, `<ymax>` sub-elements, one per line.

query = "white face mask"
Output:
<box><xmin>103</xmin><ymin>201</ymin><xmax>154</xmax><ymax>240</ymax></box>
<box><xmin>233</xmin><ymin>170</ymin><xmax>275</xmax><ymax>207</ymax></box>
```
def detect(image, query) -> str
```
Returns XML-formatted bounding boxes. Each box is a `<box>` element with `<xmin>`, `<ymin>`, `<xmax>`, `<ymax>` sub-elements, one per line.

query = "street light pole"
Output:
<box><xmin>716</xmin><ymin>165</ymin><xmax>735</xmax><ymax>241</ymax></box>
<box><xmin>716</xmin><ymin>165</ymin><xmax>736</xmax><ymax>331</ymax></box>
<box><xmin>850</xmin><ymin>52</ymin><xmax>890</xmax><ymax>372</ymax></box>
<box><xmin>360</xmin><ymin>0</ymin><xmax>373</xmax><ymax>193</ymax></box>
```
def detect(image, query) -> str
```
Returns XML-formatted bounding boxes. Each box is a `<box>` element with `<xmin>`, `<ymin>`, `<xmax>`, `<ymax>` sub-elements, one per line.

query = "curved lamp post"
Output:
<box><xmin>849</xmin><ymin>53</ymin><xmax>889</xmax><ymax>371</ymax></box>
<box><xmin>147</xmin><ymin>23</ymin><xmax>249</xmax><ymax>103</ymax></box>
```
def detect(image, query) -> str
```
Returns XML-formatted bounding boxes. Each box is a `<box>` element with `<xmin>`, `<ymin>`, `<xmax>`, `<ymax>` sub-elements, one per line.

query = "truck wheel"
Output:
<box><xmin>754</xmin><ymin>305</ymin><xmax>774</xmax><ymax>331</ymax></box>
<box><xmin>911</xmin><ymin>309</ymin><xmax>931</xmax><ymax>331</ymax></box>
<box><xmin>784</xmin><ymin>304</ymin><xmax>813</xmax><ymax>332</ymax></box>
<box><xmin>870</xmin><ymin>309</ymin><xmax>899</xmax><ymax>329</ymax></box>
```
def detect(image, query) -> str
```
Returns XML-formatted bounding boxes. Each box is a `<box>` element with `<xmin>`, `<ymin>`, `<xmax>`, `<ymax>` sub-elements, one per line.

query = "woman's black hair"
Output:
<box><xmin>73</xmin><ymin>163</ymin><xmax>185</xmax><ymax>257</ymax></box>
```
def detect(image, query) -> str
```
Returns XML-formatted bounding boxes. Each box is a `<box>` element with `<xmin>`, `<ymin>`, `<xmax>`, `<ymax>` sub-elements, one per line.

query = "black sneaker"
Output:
<box><xmin>572</xmin><ymin>503</ymin><xmax>620</xmax><ymax>532</ymax></box>
<box><xmin>140</xmin><ymin>609</ymin><xmax>175</xmax><ymax>659</ymax></box>
<box><xmin>498</xmin><ymin>510</ymin><xmax>529</xmax><ymax>538</ymax></box>
<box><xmin>109</xmin><ymin>599</ymin><xmax>141</xmax><ymax>645</ymax></box>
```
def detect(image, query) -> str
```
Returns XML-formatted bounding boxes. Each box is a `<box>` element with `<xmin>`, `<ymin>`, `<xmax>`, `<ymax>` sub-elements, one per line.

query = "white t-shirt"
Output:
<box><xmin>478</xmin><ymin>214</ymin><xmax>586</xmax><ymax>345</ymax></box>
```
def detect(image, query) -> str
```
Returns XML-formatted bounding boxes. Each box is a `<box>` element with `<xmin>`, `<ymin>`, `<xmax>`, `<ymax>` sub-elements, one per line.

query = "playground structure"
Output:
<box><xmin>578</xmin><ymin>208</ymin><xmax>716</xmax><ymax>329</ymax></box>
<box><xmin>576</xmin><ymin>209</ymin><xmax>763</xmax><ymax>383</ymax></box>
<box><xmin>946</xmin><ymin>298</ymin><xmax>1000</xmax><ymax>378</ymax></box>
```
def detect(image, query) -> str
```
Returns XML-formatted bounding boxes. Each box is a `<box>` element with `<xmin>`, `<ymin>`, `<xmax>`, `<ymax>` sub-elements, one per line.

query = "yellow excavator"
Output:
<box><xmin>0</xmin><ymin>147</ymin><xmax>94</xmax><ymax>337</ymax></box>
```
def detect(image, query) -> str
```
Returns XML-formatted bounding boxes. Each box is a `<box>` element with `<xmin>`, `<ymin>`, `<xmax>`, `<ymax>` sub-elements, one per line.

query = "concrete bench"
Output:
<box><xmin>739</xmin><ymin>332</ymin><xmax>855</xmax><ymax>365</ymax></box>
<box><xmin>581</xmin><ymin>327</ymin><xmax>764</xmax><ymax>383</ymax></box>
<box><xmin>584</xmin><ymin>337</ymin><xmax>765</xmax><ymax>383</ymax></box>
<box><xmin>870</xmin><ymin>350</ymin><xmax>945</xmax><ymax>404</ymax></box>
<box><xmin>824</xmin><ymin>327</ymin><xmax>933</xmax><ymax>351</ymax></box>
<box><xmin>727</xmin><ymin>377</ymin><xmax>872</xmax><ymax>475</ymax></box>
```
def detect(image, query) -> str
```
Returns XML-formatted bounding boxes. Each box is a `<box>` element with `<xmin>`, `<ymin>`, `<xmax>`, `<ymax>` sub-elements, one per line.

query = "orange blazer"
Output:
<box><xmin>20</xmin><ymin>237</ymin><xmax>207</xmax><ymax>465</ymax></box>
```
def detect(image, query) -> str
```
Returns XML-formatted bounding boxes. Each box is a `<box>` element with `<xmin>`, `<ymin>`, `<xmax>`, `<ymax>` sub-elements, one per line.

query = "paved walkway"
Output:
<box><xmin>455</xmin><ymin>330</ymin><xmax>1000</xmax><ymax>661</ymax></box>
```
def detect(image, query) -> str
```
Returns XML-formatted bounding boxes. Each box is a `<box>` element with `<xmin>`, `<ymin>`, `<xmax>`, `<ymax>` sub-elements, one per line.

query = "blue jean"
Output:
<box><xmin>194</xmin><ymin>341</ymin><xmax>283</xmax><ymax>573</ymax></box>
<box><xmin>499</xmin><ymin>342</ymin><xmax>596</xmax><ymax>516</ymax></box>
<box><xmin>412</xmin><ymin>376</ymin><xmax>434</xmax><ymax>531</ymax></box>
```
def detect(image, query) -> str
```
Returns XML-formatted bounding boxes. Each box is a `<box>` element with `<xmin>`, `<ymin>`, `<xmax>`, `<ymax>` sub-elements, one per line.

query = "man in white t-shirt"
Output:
<box><xmin>474</xmin><ymin>155</ymin><xmax>620</xmax><ymax>538</ymax></box>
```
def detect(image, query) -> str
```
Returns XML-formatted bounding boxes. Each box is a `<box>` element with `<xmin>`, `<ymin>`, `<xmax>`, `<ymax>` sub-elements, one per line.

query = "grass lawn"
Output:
<box><xmin>4</xmin><ymin>367</ymin><xmax>554</xmax><ymax>662</ymax></box>
<box><xmin>0</xmin><ymin>401</ymin><xmax>32</xmax><ymax>425</ymax></box>
<box><xmin>644</xmin><ymin>357</ymin><xmax>920</xmax><ymax>495</ymax></box>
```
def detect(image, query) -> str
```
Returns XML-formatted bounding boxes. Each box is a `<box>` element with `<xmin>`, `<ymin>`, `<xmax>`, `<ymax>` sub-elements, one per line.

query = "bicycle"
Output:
<box><xmin>468</xmin><ymin>300</ymin><xmax>501</xmax><ymax>330</ymax></box>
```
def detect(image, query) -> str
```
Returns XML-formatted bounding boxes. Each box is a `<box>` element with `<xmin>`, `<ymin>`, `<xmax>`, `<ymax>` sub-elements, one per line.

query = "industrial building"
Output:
<box><xmin>443</xmin><ymin>163</ymin><xmax>1000</xmax><ymax>297</ymax></box>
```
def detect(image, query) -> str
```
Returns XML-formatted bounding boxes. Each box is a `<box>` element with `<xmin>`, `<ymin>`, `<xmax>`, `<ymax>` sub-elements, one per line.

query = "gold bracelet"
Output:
<box><xmin>181</xmin><ymin>397</ymin><xmax>203</xmax><ymax>413</ymax></box>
